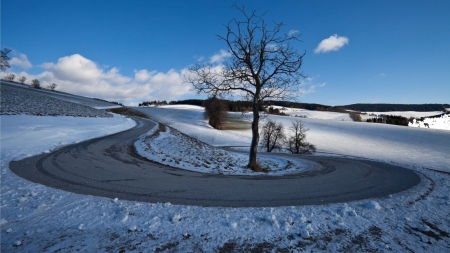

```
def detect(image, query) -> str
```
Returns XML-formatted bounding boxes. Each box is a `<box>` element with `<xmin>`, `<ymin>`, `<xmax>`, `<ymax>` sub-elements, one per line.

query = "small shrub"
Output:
<box><xmin>47</xmin><ymin>82</ymin><xmax>57</xmax><ymax>91</ymax></box>
<box><xmin>31</xmin><ymin>79</ymin><xmax>41</xmax><ymax>89</ymax></box>
<box><xmin>4</xmin><ymin>73</ymin><xmax>15</xmax><ymax>81</ymax></box>
<box><xmin>203</xmin><ymin>96</ymin><xmax>227</xmax><ymax>130</ymax></box>
<box><xmin>18</xmin><ymin>76</ymin><xmax>27</xmax><ymax>84</ymax></box>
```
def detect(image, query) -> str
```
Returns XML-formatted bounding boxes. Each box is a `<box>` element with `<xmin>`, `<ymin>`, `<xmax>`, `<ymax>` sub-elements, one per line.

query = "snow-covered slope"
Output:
<box><xmin>1</xmin><ymin>88</ymin><xmax>450</xmax><ymax>252</ymax></box>
<box><xmin>135</xmin><ymin>106</ymin><xmax>450</xmax><ymax>173</ymax></box>
<box><xmin>1</xmin><ymin>82</ymin><xmax>114</xmax><ymax>117</ymax></box>
<box><xmin>1</xmin><ymin>81</ymin><xmax>119</xmax><ymax>110</ymax></box>
<box><xmin>2</xmin><ymin>112</ymin><xmax>450</xmax><ymax>252</ymax></box>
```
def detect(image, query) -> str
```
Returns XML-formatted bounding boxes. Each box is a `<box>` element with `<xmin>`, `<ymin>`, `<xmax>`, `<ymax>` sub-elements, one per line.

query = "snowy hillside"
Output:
<box><xmin>1</xmin><ymin>82</ymin><xmax>114</xmax><ymax>117</ymax></box>
<box><xmin>1</xmin><ymin>87</ymin><xmax>449</xmax><ymax>251</ymax></box>
<box><xmin>135</xmin><ymin>105</ymin><xmax>450</xmax><ymax>172</ymax></box>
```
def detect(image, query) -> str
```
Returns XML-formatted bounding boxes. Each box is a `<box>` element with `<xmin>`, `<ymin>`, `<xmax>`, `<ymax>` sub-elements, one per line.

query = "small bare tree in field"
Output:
<box><xmin>18</xmin><ymin>75</ymin><xmax>27</xmax><ymax>84</ymax></box>
<box><xmin>4</xmin><ymin>73</ymin><xmax>15</xmax><ymax>81</ymax></box>
<box><xmin>47</xmin><ymin>82</ymin><xmax>57</xmax><ymax>91</ymax></box>
<box><xmin>260</xmin><ymin>120</ymin><xmax>286</xmax><ymax>152</ymax></box>
<box><xmin>287</xmin><ymin>119</ymin><xmax>316</xmax><ymax>154</ymax></box>
<box><xmin>185</xmin><ymin>5</ymin><xmax>306</xmax><ymax>170</ymax></box>
<box><xmin>31</xmin><ymin>79</ymin><xmax>41</xmax><ymax>89</ymax></box>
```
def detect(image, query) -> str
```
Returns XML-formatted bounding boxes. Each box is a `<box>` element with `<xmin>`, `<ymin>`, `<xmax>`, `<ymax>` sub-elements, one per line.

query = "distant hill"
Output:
<box><xmin>338</xmin><ymin>103</ymin><xmax>450</xmax><ymax>112</ymax></box>
<box><xmin>144</xmin><ymin>99</ymin><xmax>450</xmax><ymax>113</ymax></box>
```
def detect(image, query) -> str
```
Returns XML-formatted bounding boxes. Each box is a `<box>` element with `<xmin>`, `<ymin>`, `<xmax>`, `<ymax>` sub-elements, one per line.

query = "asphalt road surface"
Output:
<box><xmin>10</xmin><ymin>117</ymin><xmax>421</xmax><ymax>207</ymax></box>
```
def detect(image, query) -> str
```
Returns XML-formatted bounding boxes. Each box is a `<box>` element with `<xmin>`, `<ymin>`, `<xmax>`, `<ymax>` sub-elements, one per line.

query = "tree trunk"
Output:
<box><xmin>248</xmin><ymin>91</ymin><xmax>260</xmax><ymax>170</ymax></box>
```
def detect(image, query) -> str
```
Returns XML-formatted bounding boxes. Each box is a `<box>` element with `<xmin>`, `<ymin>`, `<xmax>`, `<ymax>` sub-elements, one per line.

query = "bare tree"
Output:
<box><xmin>260</xmin><ymin>120</ymin><xmax>286</xmax><ymax>152</ymax></box>
<box><xmin>18</xmin><ymin>75</ymin><xmax>27</xmax><ymax>84</ymax></box>
<box><xmin>203</xmin><ymin>96</ymin><xmax>228</xmax><ymax>129</ymax></box>
<box><xmin>31</xmin><ymin>79</ymin><xmax>41</xmax><ymax>89</ymax></box>
<box><xmin>184</xmin><ymin>5</ymin><xmax>306</xmax><ymax>170</ymax></box>
<box><xmin>286</xmin><ymin>119</ymin><xmax>316</xmax><ymax>154</ymax></box>
<box><xmin>4</xmin><ymin>73</ymin><xmax>15</xmax><ymax>81</ymax></box>
<box><xmin>1</xmin><ymin>48</ymin><xmax>11</xmax><ymax>71</ymax></box>
<box><xmin>47</xmin><ymin>82</ymin><xmax>57</xmax><ymax>91</ymax></box>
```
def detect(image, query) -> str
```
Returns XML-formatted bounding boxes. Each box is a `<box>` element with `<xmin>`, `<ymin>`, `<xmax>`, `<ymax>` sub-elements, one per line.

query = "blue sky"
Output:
<box><xmin>2</xmin><ymin>0</ymin><xmax>449</xmax><ymax>106</ymax></box>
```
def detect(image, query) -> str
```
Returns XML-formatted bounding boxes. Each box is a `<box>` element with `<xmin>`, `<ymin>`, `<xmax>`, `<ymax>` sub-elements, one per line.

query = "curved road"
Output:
<box><xmin>10</xmin><ymin>117</ymin><xmax>421</xmax><ymax>207</ymax></box>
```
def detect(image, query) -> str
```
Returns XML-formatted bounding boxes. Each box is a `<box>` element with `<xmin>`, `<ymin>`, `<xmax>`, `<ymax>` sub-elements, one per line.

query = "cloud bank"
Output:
<box><xmin>314</xmin><ymin>34</ymin><xmax>349</xmax><ymax>54</ymax></box>
<box><xmin>8</xmin><ymin>51</ymin><xmax>324</xmax><ymax>105</ymax></box>
<box><xmin>11</xmin><ymin>54</ymin><xmax>194</xmax><ymax>105</ymax></box>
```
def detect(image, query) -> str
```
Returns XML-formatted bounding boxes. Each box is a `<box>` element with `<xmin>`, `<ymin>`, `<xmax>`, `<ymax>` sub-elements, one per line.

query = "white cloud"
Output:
<box><xmin>314</xmin><ymin>34</ymin><xmax>349</xmax><ymax>54</ymax></box>
<box><xmin>210</xmin><ymin>49</ymin><xmax>231</xmax><ymax>64</ymax></box>
<box><xmin>42</xmin><ymin>54</ymin><xmax>104</xmax><ymax>82</ymax></box>
<box><xmin>14</xmin><ymin>54</ymin><xmax>196</xmax><ymax>105</ymax></box>
<box><xmin>9</xmin><ymin>53</ymin><xmax>32</xmax><ymax>69</ymax></box>
<box><xmin>288</xmin><ymin>30</ymin><xmax>299</xmax><ymax>37</ymax></box>
<box><xmin>299</xmin><ymin>82</ymin><xmax>326</xmax><ymax>95</ymax></box>
<box><xmin>134</xmin><ymin>69</ymin><xmax>155</xmax><ymax>82</ymax></box>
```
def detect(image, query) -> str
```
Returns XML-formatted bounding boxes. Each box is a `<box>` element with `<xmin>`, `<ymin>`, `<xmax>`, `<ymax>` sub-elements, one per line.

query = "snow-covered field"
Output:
<box><xmin>135</xmin><ymin>105</ymin><xmax>450</xmax><ymax>173</ymax></box>
<box><xmin>1</xmin><ymin>87</ymin><xmax>450</xmax><ymax>251</ymax></box>
<box><xmin>271</xmin><ymin>106</ymin><xmax>353</xmax><ymax>121</ymax></box>
<box><xmin>409</xmin><ymin>114</ymin><xmax>450</xmax><ymax>131</ymax></box>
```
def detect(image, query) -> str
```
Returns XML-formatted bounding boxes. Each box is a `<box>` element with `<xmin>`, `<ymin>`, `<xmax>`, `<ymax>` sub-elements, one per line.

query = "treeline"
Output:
<box><xmin>140</xmin><ymin>99</ymin><xmax>347</xmax><ymax>113</ymax></box>
<box><xmin>93</xmin><ymin>98</ymin><xmax>123</xmax><ymax>106</ymax></box>
<box><xmin>366</xmin><ymin>115</ymin><xmax>409</xmax><ymax>126</ymax></box>
<box><xmin>340</xmin><ymin>103</ymin><xmax>450</xmax><ymax>112</ymax></box>
<box><xmin>139</xmin><ymin>100</ymin><xmax>170</xmax><ymax>106</ymax></box>
<box><xmin>139</xmin><ymin>99</ymin><xmax>449</xmax><ymax>114</ymax></box>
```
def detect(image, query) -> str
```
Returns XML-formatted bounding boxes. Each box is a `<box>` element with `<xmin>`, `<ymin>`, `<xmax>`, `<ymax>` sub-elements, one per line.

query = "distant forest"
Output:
<box><xmin>339</xmin><ymin>103</ymin><xmax>450</xmax><ymax>112</ymax></box>
<box><xmin>139</xmin><ymin>100</ymin><xmax>449</xmax><ymax>113</ymax></box>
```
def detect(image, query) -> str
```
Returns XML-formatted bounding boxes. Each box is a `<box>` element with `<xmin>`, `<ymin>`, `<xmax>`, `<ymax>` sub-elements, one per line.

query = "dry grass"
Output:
<box><xmin>107</xmin><ymin>107</ymin><xmax>149</xmax><ymax>119</ymax></box>
<box><xmin>222</xmin><ymin>116</ymin><xmax>251</xmax><ymax>130</ymax></box>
